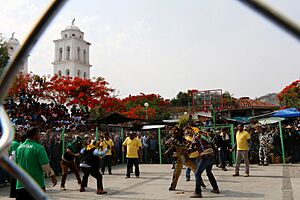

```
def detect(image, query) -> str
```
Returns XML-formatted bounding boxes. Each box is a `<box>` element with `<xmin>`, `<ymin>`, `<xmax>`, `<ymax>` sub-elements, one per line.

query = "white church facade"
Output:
<box><xmin>52</xmin><ymin>19</ymin><xmax>91</xmax><ymax>79</ymax></box>
<box><xmin>7</xmin><ymin>33</ymin><xmax>28</xmax><ymax>74</ymax></box>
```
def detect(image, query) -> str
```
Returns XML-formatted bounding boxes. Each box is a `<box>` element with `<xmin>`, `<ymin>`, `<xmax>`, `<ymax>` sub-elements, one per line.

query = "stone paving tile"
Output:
<box><xmin>0</xmin><ymin>164</ymin><xmax>299</xmax><ymax>200</ymax></box>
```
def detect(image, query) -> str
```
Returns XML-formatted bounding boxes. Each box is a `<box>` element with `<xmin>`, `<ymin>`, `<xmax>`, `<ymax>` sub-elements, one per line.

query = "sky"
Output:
<box><xmin>1</xmin><ymin>0</ymin><xmax>300</xmax><ymax>100</ymax></box>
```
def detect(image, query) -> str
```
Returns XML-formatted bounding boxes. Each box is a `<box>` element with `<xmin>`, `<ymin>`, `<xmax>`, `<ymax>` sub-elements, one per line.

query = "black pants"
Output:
<box><xmin>149</xmin><ymin>150</ymin><xmax>157</xmax><ymax>163</ymax></box>
<box><xmin>126</xmin><ymin>158</ymin><xmax>140</xmax><ymax>178</ymax></box>
<box><xmin>81</xmin><ymin>167</ymin><xmax>103</xmax><ymax>190</ymax></box>
<box><xmin>10</xmin><ymin>177</ymin><xmax>17</xmax><ymax>198</ymax></box>
<box><xmin>101</xmin><ymin>155</ymin><xmax>112</xmax><ymax>174</ymax></box>
<box><xmin>16</xmin><ymin>187</ymin><xmax>45</xmax><ymax>200</ymax></box>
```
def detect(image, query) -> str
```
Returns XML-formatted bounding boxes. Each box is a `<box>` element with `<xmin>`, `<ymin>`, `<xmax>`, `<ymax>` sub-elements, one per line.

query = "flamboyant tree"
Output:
<box><xmin>119</xmin><ymin>93</ymin><xmax>170</xmax><ymax>120</ymax></box>
<box><xmin>8</xmin><ymin>72</ymin><xmax>47</xmax><ymax>102</ymax></box>
<box><xmin>45</xmin><ymin>75</ymin><xmax>115</xmax><ymax>112</ymax></box>
<box><xmin>278</xmin><ymin>80</ymin><xmax>300</xmax><ymax>108</ymax></box>
<box><xmin>7</xmin><ymin>72</ymin><xmax>171</xmax><ymax>120</ymax></box>
<box><xmin>8</xmin><ymin>73</ymin><xmax>115</xmax><ymax>113</ymax></box>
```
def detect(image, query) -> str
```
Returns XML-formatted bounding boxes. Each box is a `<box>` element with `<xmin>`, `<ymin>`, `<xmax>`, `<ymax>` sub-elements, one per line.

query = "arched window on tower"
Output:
<box><xmin>77</xmin><ymin>47</ymin><xmax>80</xmax><ymax>61</ymax></box>
<box><xmin>83</xmin><ymin>49</ymin><xmax>86</xmax><ymax>63</ymax></box>
<box><xmin>66</xmin><ymin>69</ymin><xmax>70</xmax><ymax>77</ymax></box>
<box><xmin>58</xmin><ymin>48</ymin><xmax>63</xmax><ymax>61</ymax></box>
<box><xmin>58</xmin><ymin>70</ymin><xmax>62</xmax><ymax>77</ymax></box>
<box><xmin>64</xmin><ymin>34</ymin><xmax>67</xmax><ymax>38</ymax></box>
<box><xmin>66</xmin><ymin>46</ymin><xmax>71</xmax><ymax>60</ymax></box>
<box><xmin>77</xmin><ymin>70</ymin><xmax>81</xmax><ymax>77</ymax></box>
<box><xmin>83</xmin><ymin>72</ymin><xmax>87</xmax><ymax>79</ymax></box>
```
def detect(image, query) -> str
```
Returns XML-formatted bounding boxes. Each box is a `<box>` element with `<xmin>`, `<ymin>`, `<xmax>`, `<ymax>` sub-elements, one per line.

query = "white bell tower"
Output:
<box><xmin>52</xmin><ymin>19</ymin><xmax>91</xmax><ymax>79</ymax></box>
<box><xmin>7</xmin><ymin>32</ymin><xmax>28</xmax><ymax>74</ymax></box>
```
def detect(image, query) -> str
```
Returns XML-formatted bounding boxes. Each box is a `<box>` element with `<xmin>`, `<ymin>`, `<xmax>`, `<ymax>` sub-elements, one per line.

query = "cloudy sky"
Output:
<box><xmin>1</xmin><ymin>0</ymin><xmax>300</xmax><ymax>99</ymax></box>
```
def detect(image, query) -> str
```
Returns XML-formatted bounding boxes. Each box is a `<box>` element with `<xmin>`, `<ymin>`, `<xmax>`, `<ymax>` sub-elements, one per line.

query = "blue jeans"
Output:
<box><xmin>186</xmin><ymin>157</ymin><xmax>199</xmax><ymax>178</ymax></box>
<box><xmin>218</xmin><ymin>148</ymin><xmax>227</xmax><ymax>168</ymax></box>
<box><xmin>195</xmin><ymin>156</ymin><xmax>218</xmax><ymax>194</ymax></box>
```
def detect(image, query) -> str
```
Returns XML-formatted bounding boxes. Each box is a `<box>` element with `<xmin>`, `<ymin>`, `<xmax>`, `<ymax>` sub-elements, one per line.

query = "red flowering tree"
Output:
<box><xmin>278</xmin><ymin>80</ymin><xmax>300</xmax><ymax>108</ymax></box>
<box><xmin>119</xmin><ymin>93</ymin><xmax>170</xmax><ymax>120</ymax></box>
<box><xmin>8</xmin><ymin>72</ymin><xmax>47</xmax><ymax>102</ymax></box>
<box><xmin>8</xmin><ymin>72</ymin><xmax>29</xmax><ymax>100</ymax></box>
<box><xmin>44</xmin><ymin>75</ymin><xmax>114</xmax><ymax>112</ymax></box>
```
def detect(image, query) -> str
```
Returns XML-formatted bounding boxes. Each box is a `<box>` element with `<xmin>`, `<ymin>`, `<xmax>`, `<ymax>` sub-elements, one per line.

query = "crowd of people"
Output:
<box><xmin>0</xmin><ymin>94</ymin><xmax>300</xmax><ymax>198</ymax></box>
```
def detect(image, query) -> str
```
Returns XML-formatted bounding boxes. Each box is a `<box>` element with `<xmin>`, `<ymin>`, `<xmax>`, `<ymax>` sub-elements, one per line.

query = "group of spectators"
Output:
<box><xmin>208</xmin><ymin>120</ymin><xmax>300</xmax><ymax>169</ymax></box>
<box><xmin>1</xmin><ymin>92</ymin><xmax>300</xmax><ymax>187</ymax></box>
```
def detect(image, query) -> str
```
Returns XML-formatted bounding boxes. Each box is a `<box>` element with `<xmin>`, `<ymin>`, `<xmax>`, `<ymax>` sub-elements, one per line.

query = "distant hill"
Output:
<box><xmin>256</xmin><ymin>93</ymin><xmax>280</xmax><ymax>106</ymax></box>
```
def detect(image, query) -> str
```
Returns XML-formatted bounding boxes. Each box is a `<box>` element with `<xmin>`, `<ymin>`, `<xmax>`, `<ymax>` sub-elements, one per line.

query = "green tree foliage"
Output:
<box><xmin>222</xmin><ymin>91</ymin><xmax>235</xmax><ymax>109</ymax></box>
<box><xmin>0</xmin><ymin>35</ymin><xmax>10</xmax><ymax>76</ymax></box>
<box><xmin>170</xmin><ymin>91</ymin><xmax>191</xmax><ymax>107</ymax></box>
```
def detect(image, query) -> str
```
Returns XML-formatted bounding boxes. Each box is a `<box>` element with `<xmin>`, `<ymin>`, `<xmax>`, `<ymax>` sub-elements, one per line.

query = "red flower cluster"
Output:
<box><xmin>277</xmin><ymin>80</ymin><xmax>300</xmax><ymax>108</ymax></box>
<box><xmin>8</xmin><ymin>73</ymin><xmax>170</xmax><ymax>120</ymax></box>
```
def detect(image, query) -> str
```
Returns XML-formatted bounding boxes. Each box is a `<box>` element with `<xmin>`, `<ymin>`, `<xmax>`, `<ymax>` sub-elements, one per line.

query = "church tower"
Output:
<box><xmin>7</xmin><ymin>33</ymin><xmax>28</xmax><ymax>74</ymax></box>
<box><xmin>52</xmin><ymin>19</ymin><xmax>91</xmax><ymax>79</ymax></box>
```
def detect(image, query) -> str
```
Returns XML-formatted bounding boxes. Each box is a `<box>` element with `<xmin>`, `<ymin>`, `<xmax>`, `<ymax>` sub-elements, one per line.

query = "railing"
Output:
<box><xmin>0</xmin><ymin>0</ymin><xmax>300</xmax><ymax>199</ymax></box>
<box><xmin>0</xmin><ymin>1</ymin><xmax>67</xmax><ymax>200</ymax></box>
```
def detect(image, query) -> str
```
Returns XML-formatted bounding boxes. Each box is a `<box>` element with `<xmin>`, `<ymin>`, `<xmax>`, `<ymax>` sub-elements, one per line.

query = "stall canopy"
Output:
<box><xmin>259</xmin><ymin>117</ymin><xmax>285</xmax><ymax>125</ymax></box>
<box><xmin>272</xmin><ymin>107</ymin><xmax>300</xmax><ymax>118</ymax></box>
<box><xmin>225</xmin><ymin>116</ymin><xmax>250</xmax><ymax>124</ymax></box>
<box><xmin>96</xmin><ymin>113</ymin><xmax>136</xmax><ymax>124</ymax></box>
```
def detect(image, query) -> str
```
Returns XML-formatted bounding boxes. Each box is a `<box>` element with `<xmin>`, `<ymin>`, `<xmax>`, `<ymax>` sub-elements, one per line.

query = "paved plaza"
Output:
<box><xmin>0</xmin><ymin>164</ymin><xmax>299</xmax><ymax>200</ymax></box>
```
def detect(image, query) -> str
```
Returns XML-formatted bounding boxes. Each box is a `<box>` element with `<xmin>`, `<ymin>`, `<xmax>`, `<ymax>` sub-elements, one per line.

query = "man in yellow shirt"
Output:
<box><xmin>232</xmin><ymin>124</ymin><xmax>251</xmax><ymax>177</ymax></box>
<box><xmin>123</xmin><ymin>132</ymin><xmax>142</xmax><ymax>178</ymax></box>
<box><xmin>100</xmin><ymin>132</ymin><xmax>114</xmax><ymax>175</ymax></box>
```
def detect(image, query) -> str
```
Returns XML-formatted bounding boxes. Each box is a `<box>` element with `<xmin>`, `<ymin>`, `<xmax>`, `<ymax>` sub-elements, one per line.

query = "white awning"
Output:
<box><xmin>142</xmin><ymin>125</ymin><xmax>165</xmax><ymax>130</ymax></box>
<box><xmin>162</xmin><ymin>119</ymin><xmax>178</xmax><ymax>123</ymax></box>
<box><xmin>259</xmin><ymin>117</ymin><xmax>285</xmax><ymax>125</ymax></box>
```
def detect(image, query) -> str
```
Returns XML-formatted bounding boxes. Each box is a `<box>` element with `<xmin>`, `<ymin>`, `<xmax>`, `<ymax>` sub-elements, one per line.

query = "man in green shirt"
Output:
<box><xmin>60</xmin><ymin>136</ymin><xmax>82</xmax><ymax>190</ymax></box>
<box><xmin>15</xmin><ymin>127</ymin><xmax>57</xmax><ymax>200</ymax></box>
<box><xmin>8</xmin><ymin>132</ymin><xmax>20</xmax><ymax>198</ymax></box>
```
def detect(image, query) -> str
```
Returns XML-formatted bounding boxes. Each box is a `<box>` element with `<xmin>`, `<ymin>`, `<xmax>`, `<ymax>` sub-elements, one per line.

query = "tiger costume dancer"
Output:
<box><xmin>166</xmin><ymin>126</ymin><xmax>206</xmax><ymax>191</ymax></box>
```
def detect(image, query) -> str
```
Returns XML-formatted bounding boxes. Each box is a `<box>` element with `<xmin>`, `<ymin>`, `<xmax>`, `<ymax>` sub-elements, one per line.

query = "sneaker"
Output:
<box><xmin>244</xmin><ymin>173</ymin><xmax>250</xmax><ymax>177</ymax></box>
<box><xmin>232</xmin><ymin>173</ymin><xmax>239</xmax><ymax>177</ymax></box>
<box><xmin>80</xmin><ymin>187</ymin><xmax>85</xmax><ymax>192</ymax></box>
<box><xmin>186</xmin><ymin>177</ymin><xmax>190</xmax><ymax>182</ymax></box>
<box><xmin>125</xmin><ymin>176</ymin><xmax>130</xmax><ymax>179</ymax></box>
<box><xmin>96</xmin><ymin>189</ymin><xmax>107</xmax><ymax>195</ymax></box>
<box><xmin>190</xmin><ymin>193</ymin><xmax>202</xmax><ymax>198</ymax></box>
<box><xmin>169</xmin><ymin>187</ymin><xmax>175</xmax><ymax>191</ymax></box>
<box><xmin>109</xmin><ymin>172</ymin><xmax>112</xmax><ymax>175</ymax></box>
<box><xmin>60</xmin><ymin>186</ymin><xmax>66</xmax><ymax>191</ymax></box>
<box><xmin>211</xmin><ymin>189</ymin><xmax>220</xmax><ymax>194</ymax></box>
